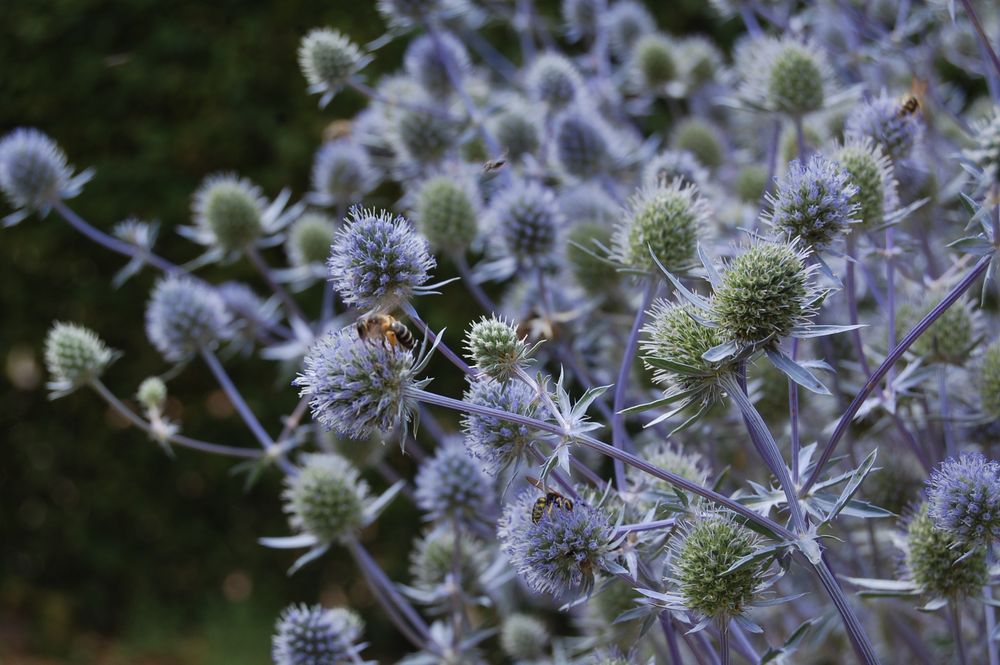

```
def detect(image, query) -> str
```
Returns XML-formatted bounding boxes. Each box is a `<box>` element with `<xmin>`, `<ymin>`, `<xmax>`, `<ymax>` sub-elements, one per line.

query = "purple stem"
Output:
<box><xmin>790</xmin><ymin>338</ymin><xmax>801</xmax><ymax>484</ymax></box>
<box><xmin>660</xmin><ymin>611</ymin><xmax>684</xmax><ymax>665</ymax></box>
<box><xmin>802</xmin><ymin>254</ymin><xmax>992</xmax><ymax>496</ymax></box>
<box><xmin>454</xmin><ymin>253</ymin><xmax>496</xmax><ymax>313</ymax></box>
<box><xmin>615</xmin><ymin>518</ymin><xmax>676</xmax><ymax>538</ymax></box>
<box><xmin>246</xmin><ymin>245</ymin><xmax>307</xmax><ymax>326</ymax></box>
<box><xmin>400</xmin><ymin>301</ymin><xmax>476</xmax><ymax>377</ymax></box>
<box><xmin>845</xmin><ymin>235</ymin><xmax>873</xmax><ymax>377</ymax></box>
<box><xmin>959</xmin><ymin>0</ymin><xmax>1000</xmax><ymax>83</ymax></box>
<box><xmin>612</xmin><ymin>280</ymin><xmax>658</xmax><ymax>491</ymax></box>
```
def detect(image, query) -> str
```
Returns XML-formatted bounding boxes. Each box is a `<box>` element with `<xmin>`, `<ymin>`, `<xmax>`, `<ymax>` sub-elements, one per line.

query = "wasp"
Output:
<box><xmin>355</xmin><ymin>313</ymin><xmax>416</xmax><ymax>351</ymax></box>
<box><xmin>898</xmin><ymin>95</ymin><xmax>920</xmax><ymax>118</ymax></box>
<box><xmin>526</xmin><ymin>476</ymin><xmax>573</xmax><ymax>523</ymax></box>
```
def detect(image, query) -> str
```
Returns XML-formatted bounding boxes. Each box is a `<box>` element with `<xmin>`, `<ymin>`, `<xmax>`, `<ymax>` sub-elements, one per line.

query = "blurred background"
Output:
<box><xmin>1</xmin><ymin>1</ymin><xmax>723</xmax><ymax>663</ymax></box>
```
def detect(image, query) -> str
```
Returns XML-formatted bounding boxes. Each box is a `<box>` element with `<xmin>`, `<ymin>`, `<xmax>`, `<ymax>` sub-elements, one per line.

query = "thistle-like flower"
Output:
<box><xmin>217</xmin><ymin>281</ymin><xmax>281</xmax><ymax>352</ymax></box>
<box><xmin>711</xmin><ymin>239</ymin><xmax>818</xmax><ymax>348</ymax></box>
<box><xmin>409</xmin><ymin>525</ymin><xmax>493</xmax><ymax>599</ymax></box>
<box><xmin>0</xmin><ymin>128</ymin><xmax>92</xmax><ymax>226</ymax></box>
<box><xmin>736</xmin><ymin>36</ymin><xmax>832</xmax><ymax>117</ymax></box>
<box><xmin>328</xmin><ymin>206</ymin><xmax>436</xmax><ymax>312</ymax></box>
<box><xmin>307</xmin><ymin>141</ymin><xmax>378</xmax><ymax>208</ymax></box>
<box><xmin>414</xmin><ymin>438</ymin><xmax>494</xmax><ymax>525</ymax></box>
<box><xmin>612</xmin><ymin>179</ymin><xmax>708</xmax><ymax>274</ymax></box>
<box><xmin>926</xmin><ymin>452</ymin><xmax>1000</xmax><ymax>545</ymax></box>
<box><xmin>567</xmin><ymin>222</ymin><xmax>619</xmax><ymax>295</ymax></box>
<box><xmin>498</xmin><ymin>488</ymin><xmax>617</xmax><ymax>597</ymax></box>
<box><xmin>642</xmin><ymin>150</ymin><xmax>709</xmax><ymax>190</ymax></box>
<box><xmin>298</xmin><ymin>28</ymin><xmax>371</xmax><ymax>108</ymax></box>
<box><xmin>462</xmin><ymin>377</ymin><xmax>544</xmax><ymax>475</ymax></box>
<box><xmin>905</xmin><ymin>503</ymin><xmax>988</xmax><ymax>599</ymax></box>
<box><xmin>627</xmin><ymin>440</ymin><xmax>710</xmax><ymax>511</ymax></box>
<box><xmin>283</xmin><ymin>453</ymin><xmax>371</xmax><ymax>544</ymax></box>
<box><xmin>404</xmin><ymin>32</ymin><xmax>469</xmax><ymax>97</ymax></box>
<box><xmin>845</xmin><ymin>91</ymin><xmax>923</xmax><ymax>163</ymax></box>
<box><xmin>294</xmin><ymin>328</ymin><xmax>431</xmax><ymax>439</ymax></box>
<box><xmin>605</xmin><ymin>1</ymin><xmax>655</xmax><ymax>62</ymax></box>
<box><xmin>272</xmin><ymin>603</ymin><xmax>366</xmax><ymax>665</ymax></box>
<box><xmin>412</xmin><ymin>173</ymin><xmax>480</xmax><ymax>255</ymax></box>
<box><xmin>980</xmin><ymin>340</ymin><xmax>1000</xmax><ymax>418</ymax></box>
<box><xmin>500</xmin><ymin>613</ymin><xmax>549</xmax><ymax>661</ymax></box>
<box><xmin>492</xmin><ymin>104</ymin><xmax>541</xmax><ymax>162</ymax></box>
<box><xmin>392</xmin><ymin>104</ymin><xmax>460</xmax><ymax>165</ymax></box>
<box><xmin>671</xmin><ymin>119</ymin><xmax>723</xmax><ymax>170</ymax></box>
<box><xmin>764</xmin><ymin>154</ymin><xmax>859</xmax><ymax>250</ymax></box>
<box><xmin>526</xmin><ymin>54</ymin><xmax>584</xmax><ymax>111</ymax></box>
<box><xmin>487</xmin><ymin>180</ymin><xmax>563</xmax><ymax>268</ymax></box>
<box><xmin>668</xmin><ymin>513</ymin><xmax>766</xmax><ymax>626</ymax></box>
<box><xmin>136</xmin><ymin>376</ymin><xmax>167</xmax><ymax>411</ymax></box>
<box><xmin>832</xmin><ymin>137</ymin><xmax>898</xmax><ymax>229</ymax></box>
<box><xmin>464</xmin><ymin>316</ymin><xmax>534</xmax><ymax>380</ymax></box>
<box><xmin>896</xmin><ymin>286</ymin><xmax>977</xmax><ymax>366</ymax></box>
<box><xmin>285</xmin><ymin>212</ymin><xmax>336</xmax><ymax>269</ymax></box>
<box><xmin>145</xmin><ymin>275</ymin><xmax>234</xmax><ymax>362</ymax></box>
<box><xmin>640</xmin><ymin>301</ymin><xmax>731</xmax><ymax>407</ymax></box>
<box><xmin>554</xmin><ymin>107</ymin><xmax>614</xmax><ymax>179</ymax></box>
<box><xmin>44</xmin><ymin>322</ymin><xmax>116</xmax><ymax>397</ymax></box>
<box><xmin>630</xmin><ymin>32</ymin><xmax>677</xmax><ymax>91</ymax></box>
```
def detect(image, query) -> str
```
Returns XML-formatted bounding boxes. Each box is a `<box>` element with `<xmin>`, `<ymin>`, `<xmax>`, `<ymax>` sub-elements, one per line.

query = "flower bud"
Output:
<box><xmin>981</xmin><ymin>340</ymin><xmax>1000</xmax><ymax>418</ymax></box>
<box><xmin>927</xmin><ymin>452</ymin><xmax>1000</xmax><ymax>545</ymax></box>
<box><xmin>414</xmin><ymin>175</ymin><xmax>479</xmax><ymax>254</ymax></box>
<box><xmin>44</xmin><ymin>322</ymin><xmax>115</xmax><ymax>391</ymax></box>
<box><xmin>286</xmin><ymin>212</ymin><xmax>336</xmax><ymax>267</ymax></box>
<box><xmin>145</xmin><ymin>276</ymin><xmax>233</xmax><ymax>362</ymax></box>
<box><xmin>527</xmin><ymin>54</ymin><xmax>583</xmax><ymax>110</ymax></box>
<box><xmin>671</xmin><ymin>119</ymin><xmax>723</xmax><ymax>170</ymax></box>
<box><xmin>612</xmin><ymin>179</ymin><xmax>707</xmax><ymax>273</ymax></box>
<box><xmin>136</xmin><ymin>377</ymin><xmax>167</xmax><ymax>411</ymax></box>
<box><xmin>464</xmin><ymin>316</ymin><xmax>531</xmax><ymax>380</ymax></box>
<box><xmin>0</xmin><ymin>128</ymin><xmax>90</xmax><ymax>223</ymax></box>
<box><xmin>283</xmin><ymin>453</ymin><xmax>370</xmax><ymax>543</ymax></box>
<box><xmin>298</xmin><ymin>28</ymin><xmax>368</xmax><ymax>106</ymax></box>
<box><xmin>414</xmin><ymin>439</ymin><xmax>493</xmax><ymax>525</ymax></box>
<box><xmin>191</xmin><ymin>174</ymin><xmax>264</xmax><ymax>252</ymax></box>
<box><xmin>631</xmin><ymin>33</ymin><xmax>677</xmax><ymax>89</ymax></box>
<box><xmin>500</xmin><ymin>614</ymin><xmax>549</xmax><ymax>661</ymax></box>
<box><xmin>906</xmin><ymin>503</ymin><xmax>988</xmax><ymax>598</ymax></box>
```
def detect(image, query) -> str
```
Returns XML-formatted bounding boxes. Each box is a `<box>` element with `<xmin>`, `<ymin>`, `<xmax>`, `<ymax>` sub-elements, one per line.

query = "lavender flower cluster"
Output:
<box><xmin>8</xmin><ymin>1</ymin><xmax>1000</xmax><ymax>663</ymax></box>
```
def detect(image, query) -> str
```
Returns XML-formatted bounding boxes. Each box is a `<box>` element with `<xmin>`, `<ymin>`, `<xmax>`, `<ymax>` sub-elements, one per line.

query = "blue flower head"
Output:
<box><xmin>414</xmin><ymin>437</ymin><xmax>494</xmax><ymax>525</ymax></box>
<box><xmin>554</xmin><ymin>107</ymin><xmax>614</xmax><ymax>179</ymax></box>
<box><xmin>272</xmin><ymin>603</ymin><xmax>365</xmax><ymax>665</ymax></box>
<box><xmin>487</xmin><ymin>180</ymin><xmax>563</xmax><ymax>268</ymax></box>
<box><xmin>462</xmin><ymin>377</ymin><xmax>543</xmax><ymax>475</ymax></box>
<box><xmin>0</xmin><ymin>128</ymin><xmax>92</xmax><ymax>226</ymax></box>
<box><xmin>498</xmin><ymin>488</ymin><xmax>616</xmax><ymax>597</ymax></box>
<box><xmin>145</xmin><ymin>275</ymin><xmax>234</xmax><ymax>362</ymax></box>
<box><xmin>328</xmin><ymin>206</ymin><xmax>436</xmax><ymax>311</ymax></box>
<box><xmin>308</xmin><ymin>140</ymin><xmax>377</xmax><ymax>208</ymax></box>
<box><xmin>294</xmin><ymin>329</ymin><xmax>430</xmax><ymax>439</ymax></box>
<box><xmin>605</xmin><ymin>1</ymin><xmax>655</xmax><ymax>61</ymax></box>
<box><xmin>404</xmin><ymin>32</ymin><xmax>470</xmax><ymax>97</ymax></box>
<box><xmin>845</xmin><ymin>91</ymin><xmax>923</xmax><ymax>163</ymax></box>
<box><xmin>526</xmin><ymin>54</ymin><xmax>583</xmax><ymax>110</ymax></box>
<box><xmin>927</xmin><ymin>452</ymin><xmax>1000</xmax><ymax>545</ymax></box>
<box><xmin>765</xmin><ymin>153</ymin><xmax>859</xmax><ymax>250</ymax></box>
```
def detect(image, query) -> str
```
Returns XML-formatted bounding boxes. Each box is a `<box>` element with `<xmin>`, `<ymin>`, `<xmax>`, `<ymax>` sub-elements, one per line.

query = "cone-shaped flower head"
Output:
<box><xmin>299</xmin><ymin>28</ymin><xmax>369</xmax><ymax>107</ymax></box>
<box><xmin>404</xmin><ymin>32</ymin><xmax>469</xmax><ymax>97</ymax></box>
<box><xmin>286</xmin><ymin>212</ymin><xmax>336</xmax><ymax>268</ymax></box>
<box><xmin>136</xmin><ymin>376</ymin><xmax>167</xmax><ymax>411</ymax></box>
<box><xmin>498</xmin><ymin>488</ymin><xmax>616</xmax><ymax>597</ymax></box>
<box><xmin>631</xmin><ymin>32</ymin><xmax>677</xmax><ymax>89</ymax></box>
<box><xmin>309</xmin><ymin>141</ymin><xmax>377</xmax><ymax>208</ymax></box>
<box><xmin>409</xmin><ymin>525</ymin><xmax>492</xmax><ymax>595</ymax></box>
<box><xmin>606</xmin><ymin>1</ymin><xmax>655</xmax><ymax>61</ymax></box>
<box><xmin>393</xmin><ymin>104</ymin><xmax>459</xmax><ymax>164</ymax></box>
<box><xmin>492</xmin><ymin>105</ymin><xmax>541</xmax><ymax>161</ymax></box>
<box><xmin>765</xmin><ymin>154</ymin><xmax>859</xmax><ymax>250</ymax></box>
<box><xmin>905</xmin><ymin>503</ymin><xmax>988</xmax><ymax>599</ymax></box>
<box><xmin>845</xmin><ymin>91</ymin><xmax>923</xmax><ymax>163</ymax></box>
<box><xmin>488</xmin><ymin>180</ymin><xmax>563</xmax><ymax>267</ymax></box>
<box><xmin>671</xmin><ymin>119</ymin><xmax>723</xmax><ymax>170</ymax></box>
<box><xmin>627</xmin><ymin>440</ymin><xmax>709</xmax><ymax>510</ymax></box>
<box><xmin>897</xmin><ymin>287</ymin><xmax>976</xmax><ymax>366</ymax></box>
<box><xmin>272</xmin><ymin>603</ymin><xmax>365</xmax><ymax>665</ymax></box>
<box><xmin>328</xmin><ymin>206</ymin><xmax>435</xmax><ymax>311</ymax></box>
<box><xmin>643</xmin><ymin>150</ymin><xmax>709</xmax><ymax>190</ymax></box>
<box><xmin>283</xmin><ymin>453</ymin><xmax>371</xmax><ymax>543</ymax></box>
<box><xmin>464</xmin><ymin>315</ymin><xmax>532</xmax><ymax>380</ymax></box>
<box><xmin>527</xmin><ymin>54</ymin><xmax>584</xmax><ymax>110</ymax></box>
<box><xmin>561</xmin><ymin>0</ymin><xmax>602</xmax><ymax>42</ymax></box>
<box><xmin>413</xmin><ymin>174</ymin><xmax>479</xmax><ymax>254</ymax></box>
<box><xmin>641</xmin><ymin>301</ymin><xmax>730</xmax><ymax>404</ymax></box>
<box><xmin>44</xmin><ymin>322</ymin><xmax>115</xmax><ymax>393</ymax></box>
<box><xmin>415</xmin><ymin>438</ymin><xmax>494</xmax><ymax>525</ymax></box>
<box><xmin>612</xmin><ymin>179</ymin><xmax>708</xmax><ymax>274</ymax></box>
<box><xmin>501</xmin><ymin>613</ymin><xmax>549</xmax><ymax>661</ymax></box>
<box><xmin>833</xmin><ymin>137</ymin><xmax>898</xmax><ymax>229</ymax></box>
<box><xmin>294</xmin><ymin>329</ymin><xmax>427</xmax><ymax>439</ymax></box>
<box><xmin>0</xmin><ymin>128</ymin><xmax>91</xmax><ymax>225</ymax></box>
<box><xmin>145</xmin><ymin>276</ymin><xmax>233</xmax><ymax>362</ymax></box>
<box><xmin>981</xmin><ymin>340</ymin><xmax>1000</xmax><ymax>418</ymax></box>
<box><xmin>711</xmin><ymin>240</ymin><xmax>816</xmax><ymax>347</ymax></box>
<box><xmin>462</xmin><ymin>377</ymin><xmax>543</xmax><ymax>475</ymax></box>
<box><xmin>554</xmin><ymin>108</ymin><xmax>613</xmax><ymax>179</ymax></box>
<box><xmin>737</xmin><ymin>37</ymin><xmax>831</xmax><ymax>116</ymax></box>
<box><xmin>927</xmin><ymin>452</ymin><xmax>1000</xmax><ymax>545</ymax></box>
<box><xmin>670</xmin><ymin>513</ymin><xmax>764</xmax><ymax>621</ymax></box>
<box><xmin>190</xmin><ymin>174</ymin><xmax>265</xmax><ymax>252</ymax></box>
<box><xmin>567</xmin><ymin>222</ymin><xmax>619</xmax><ymax>295</ymax></box>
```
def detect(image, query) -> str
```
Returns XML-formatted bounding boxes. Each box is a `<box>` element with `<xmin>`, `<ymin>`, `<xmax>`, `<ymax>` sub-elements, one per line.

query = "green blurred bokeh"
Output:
<box><xmin>0</xmin><ymin>1</ymin><xmax>722</xmax><ymax>662</ymax></box>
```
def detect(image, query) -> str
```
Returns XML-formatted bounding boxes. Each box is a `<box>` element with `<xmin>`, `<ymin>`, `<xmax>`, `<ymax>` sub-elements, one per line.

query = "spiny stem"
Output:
<box><xmin>802</xmin><ymin>254</ymin><xmax>992</xmax><ymax>496</ymax></box>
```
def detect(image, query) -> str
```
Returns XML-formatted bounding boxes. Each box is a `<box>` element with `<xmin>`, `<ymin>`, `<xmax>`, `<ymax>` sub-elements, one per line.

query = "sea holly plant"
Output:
<box><xmin>11</xmin><ymin>1</ymin><xmax>1000</xmax><ymax>664</ymax></box>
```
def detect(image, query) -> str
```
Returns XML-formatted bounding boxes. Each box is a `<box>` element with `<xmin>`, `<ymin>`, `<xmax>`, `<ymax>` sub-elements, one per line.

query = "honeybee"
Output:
<box><xmin>355</xmin><ymin>313</ymin><xmax>416</xmax><ymax>351</ymax></box>
<box><xmin>898</xmin><ymin>95</ymin><xmax>920</xmax><ymax>118</ymax></box>
<box><xmin>526</xmin><ymin>475</ymin><xmax>574</xmax><ymax>523</ymax></box>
